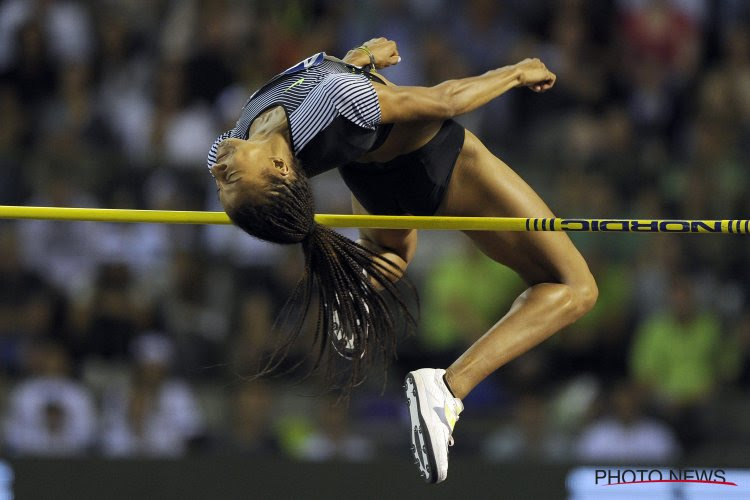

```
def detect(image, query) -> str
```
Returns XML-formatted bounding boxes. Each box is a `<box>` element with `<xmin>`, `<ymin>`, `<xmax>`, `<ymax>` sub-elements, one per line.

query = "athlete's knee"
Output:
<box><xmin>378</xmin><ymin>251</ymin><xmax>409</xmax><ymax>283</ymax></box>
<box><xmin>568</xmin><ymin>272</ymin><xmax>598</xmax><ymax>320</ymax></box>
<box><xmin>357</xmin><ymin>238</ymin><xmax>412</xmax><ymax>288</ymax></box>
<box><xmin>359</xmin><ymin>232</ymin><xmax>415</xmax><ymax>271</ymax></box>
<box><xmin>541</xmin><ymin>274</ymin><xmax>597</xmax><ymax>324</ymax></box>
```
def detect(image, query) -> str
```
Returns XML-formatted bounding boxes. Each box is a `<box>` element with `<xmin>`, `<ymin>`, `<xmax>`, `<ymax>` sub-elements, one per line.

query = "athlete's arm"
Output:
<box><xmin>374</xmin><ymin>58</ymin><xmax>556</xmax><ymax>123</ymax></box>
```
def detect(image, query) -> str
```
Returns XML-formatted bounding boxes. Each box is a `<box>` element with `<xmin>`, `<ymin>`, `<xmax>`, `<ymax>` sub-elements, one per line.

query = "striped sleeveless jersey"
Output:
<box><xmin>206</xmin><ymin>53</ymin><xmax>385</xmax><ymax>176</ymax></box>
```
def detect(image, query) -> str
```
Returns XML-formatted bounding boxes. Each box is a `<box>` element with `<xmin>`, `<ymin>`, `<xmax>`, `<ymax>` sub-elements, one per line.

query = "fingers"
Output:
<box><xmin>381</xmin><ymin>41</ymin><xmax>400</xmax><ymax>67</ymax></box>
<box><xmin>541</xmin><ymin>72</ymin><xmax>556</xmax><ymax>91</ymax></box>
<box><xmin>388</xmin><ymin>40</ymin><xmax>401</xmax><ymax>66</ymax></box>
<box><xmin>363</xmin><ymin>37</ymin><xmax>400</xmax><ymax>68</ymax></box>
<box><xmin>364</xmin><ymin>37</ymin><xmax>393</xmax><ymax>50</ymax></box>
<box><xmin>522</xmin><ymin>59</ymin><xmax>555</xmax><ymax>92</ymax></box>
<box><xmin>530</xmin><ymin>79</ymin><xmax>555</xmax><ymax>92</ymax></box>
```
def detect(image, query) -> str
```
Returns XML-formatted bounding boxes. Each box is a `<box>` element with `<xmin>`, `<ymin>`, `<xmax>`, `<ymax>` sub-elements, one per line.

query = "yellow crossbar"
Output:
<box><xmin>0</xmin><ymin>206</ymin><xmax>748</xmax><ymax>233</ymax></box>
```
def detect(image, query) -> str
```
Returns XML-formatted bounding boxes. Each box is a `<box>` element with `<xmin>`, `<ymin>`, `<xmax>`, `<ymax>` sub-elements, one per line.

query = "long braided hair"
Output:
<box><xmin>226</xmin><ymin>164</ymin><xmax>415</xmax><ymax>394</ymax></box>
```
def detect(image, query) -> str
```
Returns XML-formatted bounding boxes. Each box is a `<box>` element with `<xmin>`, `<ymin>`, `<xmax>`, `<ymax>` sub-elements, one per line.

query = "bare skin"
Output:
<box><xmin>354</xmin><ymin>129</ymin><xmax>598</xmax><ymax>399</ymax></box>
<box><xmin>346</xmin><ymin>39</ymin><xmax>597</xmax><ymax>399</ymax></box>
<box><xmin>435</xmin><ymin>131</ymin><xmax>597</xmax><ymax>398</ymax></box>
<box><xmin>212</xmin><ymin>37</ymin><xmax>597</xmax><ymax>400</ymax></box>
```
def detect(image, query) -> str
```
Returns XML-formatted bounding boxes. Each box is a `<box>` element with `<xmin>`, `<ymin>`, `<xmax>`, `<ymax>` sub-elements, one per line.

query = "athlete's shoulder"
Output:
<box><xmin>246</xmin><ymin>52</ymin><xmax>328</xmax><ymax>102</ymax></box>
<box><xmin>314</xmin><ymin>71</ymin><xmax>378</xmax><ymax>101</ymax></box>
<box><xmin>280</xmin><ymin>52</ymin><xmax>327</xmax><ymax>75</ymax></box>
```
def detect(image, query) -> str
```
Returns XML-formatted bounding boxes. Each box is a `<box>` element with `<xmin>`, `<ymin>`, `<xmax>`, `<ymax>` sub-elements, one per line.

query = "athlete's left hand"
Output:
<box><xmin>350</xmin><ymin>37</ymin><xmax>401</xmax><ymax>69</ymax></box>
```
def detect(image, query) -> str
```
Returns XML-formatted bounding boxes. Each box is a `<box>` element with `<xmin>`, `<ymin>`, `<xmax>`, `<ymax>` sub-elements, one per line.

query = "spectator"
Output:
<box><xmin>0</xmin><ymin>0</ymin><xmax>748</xmax><ymax>466</ymax></box>
<box><xmin>575</xmin><ymin>383</ymin><xmax>680</xmax><ymax>463</ymax></box>
<box><xmin>449</xmin><ymin>0</ymin><xmax>520</xmax><ymax>73</ymax></box>
<box><xmin>227</xmin><ymin>290</ymin><xmax>275</xmax><ymax>377</ymax></box>
<box><xmin>75</xmin><ymin>263</ymin><xmax>149</xmax><ymax>361</ymax></box>
<box><xmin>225</xmin><ymin>381</ymin><xmax>278</xmax><ymax>456</ymax></box>
<box><xmin>151</xmin><ymin>62</ymin><xmax>217</xmax><ymax>169</ymax></box>
<box><xmin>0</xmin><ymin>85</ymin><xmax>29</xmax><ymax>205</ymax></box>
<box><xmin>3</xmin><ymin>341</ymin><xmax>96</xmax><ymax>456</ymax></box>
<box><xmin>0</xmin><ymin>18</ymin><xmax>56</xmax><ymax>104</ymax></box>
<box><xmin>575</xmin><ymin>381</ymin><xmax>680</xmax><ymax>462</ymax></box>
<box><xmin>99</xmin><ymin>333</ymin><xmax>203</xmax><ymax>457</ymax></box>
<box><xmin>296</xmin><ymin>397</ymin><xmax>374</xmax><ymax>462</ymax></box>
<box><xmin>421</xmin><ymin>242</ymin><xmax>524</xmax><ymax>353</ymax></box>
<box><xmin>617</xmin><ymin>0</ymin><xmax>704</xmax><ymax>78</ymax></box>
<box><xmin>482</xmin><ymin>394</ymin><xmax>569</xmax><ymax>462</ymax></box>
<box><xmin>0</xmin><ymin>223</ymin><xmax>68</xmax><ymax>375</ymax></box>
<box><xmin>16</xmin><ymin>177</ymin><xmax>102</xmax><ymax>298</ymax></box>
<box><xmin>630</xmin><ymin>276</ymin><xmax>740</xmax><ymax>406</ymax></box>
<box><xmin>159</xmin><ymin>250</ymin><xmax>229</xmax><ymax>371</ymax></box>
<box><xmin>630</xmin><ymin>275</ymin><xmax>741</xmax><ymax>449</ymax></box>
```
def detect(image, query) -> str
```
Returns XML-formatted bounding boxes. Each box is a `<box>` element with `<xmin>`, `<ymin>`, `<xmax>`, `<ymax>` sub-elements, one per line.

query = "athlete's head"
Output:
<box><xmin>209</xmin><ymin>138</ymin><xmax>414</xmax><ymax>395</ymax></box>
<box><xmin>211</xmin><ymin>137</ymin><xmax>298</xmax><ymax>214</ymax></box>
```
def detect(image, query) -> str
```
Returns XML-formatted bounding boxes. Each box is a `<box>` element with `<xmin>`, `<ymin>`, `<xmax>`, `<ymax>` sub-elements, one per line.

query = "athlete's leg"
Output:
<box><xmin>437</xmin><ymin>130</ymin><xmax>598</xmax><ymax>398</ymax></box>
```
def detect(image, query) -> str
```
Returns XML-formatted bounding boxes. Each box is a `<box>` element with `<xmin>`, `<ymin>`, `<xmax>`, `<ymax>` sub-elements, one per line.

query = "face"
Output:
<box><xmin>210</xmin><ymin>138</ymin><xmax>292</xmax><ymax>210</ymax></box>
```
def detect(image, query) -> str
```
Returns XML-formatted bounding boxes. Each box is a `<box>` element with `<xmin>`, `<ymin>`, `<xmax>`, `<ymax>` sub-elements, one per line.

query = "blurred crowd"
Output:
<box><xmin>2</xmin><ymin>0</ymin><xmax>750</xmax><ymax>464</ymax></box>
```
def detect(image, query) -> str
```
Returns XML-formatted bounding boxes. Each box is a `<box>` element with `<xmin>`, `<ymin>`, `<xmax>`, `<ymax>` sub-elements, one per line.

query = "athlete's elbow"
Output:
<box><xmin>385</xmin><ymin>85</ymin><xmax>455</xmax><ymax>121</ymax></box>
<box><xmin>432</xmin><ymin>81</ymin><xmax>461</xmax><ymax>118</ymax></box>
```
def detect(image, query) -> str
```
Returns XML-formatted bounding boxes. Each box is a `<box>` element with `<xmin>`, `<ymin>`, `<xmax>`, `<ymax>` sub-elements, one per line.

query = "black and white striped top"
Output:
<box><xmin>207</xmin><ymin>53</ymin><xmax>384</xmax><ymax>177</ymax></box>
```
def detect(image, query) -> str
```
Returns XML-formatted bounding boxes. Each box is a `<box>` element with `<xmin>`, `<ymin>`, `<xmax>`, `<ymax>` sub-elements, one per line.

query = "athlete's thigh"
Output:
<box><xmin>352</xmin><ymin>195</ymin><xmax>417</xmax><ymax>262</ymax></box>
<box><xmin>436</xmin><ymin>130</ymin><xmax>591</xmax><ymax>286</ymax></box>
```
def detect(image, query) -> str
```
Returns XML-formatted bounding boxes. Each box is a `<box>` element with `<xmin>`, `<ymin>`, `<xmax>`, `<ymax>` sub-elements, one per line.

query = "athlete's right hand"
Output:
<box><xmin>514</xmin><ymin>58</ymin><xmax>556</xmax><ymax>92</ymax></box>
<box><xmin>360</xmin><ymin>37</ymin><xmax>401</xmax><ymax>69</ymax></box>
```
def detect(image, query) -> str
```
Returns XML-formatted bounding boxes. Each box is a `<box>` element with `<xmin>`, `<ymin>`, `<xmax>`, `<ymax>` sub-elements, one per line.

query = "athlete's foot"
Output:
<box><xmin>404</xmin><ymin>368</ymin><xmax>463</xmax><ymax>483</ymax></box>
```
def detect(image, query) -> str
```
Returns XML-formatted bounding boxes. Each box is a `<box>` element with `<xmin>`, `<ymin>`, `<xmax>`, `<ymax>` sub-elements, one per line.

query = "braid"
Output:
<box><xmin>227</xmin><ymin>168</ymin><xmax>416</xmax><ymax>395</ymax></box>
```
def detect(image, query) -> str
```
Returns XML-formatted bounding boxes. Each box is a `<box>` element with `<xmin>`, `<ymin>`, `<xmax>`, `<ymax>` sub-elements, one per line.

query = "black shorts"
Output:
<box><xmin>338</xmin><ymin>120</ymin><xmax>465</xmax><ymax>216</ymax></box>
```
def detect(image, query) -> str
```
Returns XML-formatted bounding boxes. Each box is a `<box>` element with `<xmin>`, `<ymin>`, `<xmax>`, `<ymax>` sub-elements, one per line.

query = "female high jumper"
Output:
<box><xmin>207</xmin><ymin>38</ymin><xmax>597</xmax><ymax>483</ymax></box>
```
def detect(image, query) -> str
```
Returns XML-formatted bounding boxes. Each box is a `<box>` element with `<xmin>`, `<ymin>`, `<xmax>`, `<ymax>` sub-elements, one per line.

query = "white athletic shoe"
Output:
<box><xmin>329</xmin><ymin>292</ymin><xmax>368</xmax><ymax>359</ymax></box>
<box><xmin>405</xmin><ymin>368</ymin><xmax>463</xmax><ymax>483</ymax></box>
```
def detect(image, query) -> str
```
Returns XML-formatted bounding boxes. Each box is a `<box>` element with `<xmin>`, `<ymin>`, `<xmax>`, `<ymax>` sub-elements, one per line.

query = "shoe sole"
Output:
<box><xmin>404</xmin><ymin>373</ymin><xmax>439</xmax><ymax>483</ymax></box>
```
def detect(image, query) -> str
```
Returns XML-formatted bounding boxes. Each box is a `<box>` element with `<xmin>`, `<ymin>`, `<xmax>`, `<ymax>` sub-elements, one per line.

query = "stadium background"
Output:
<box><xmin>1</xmin><ymin>0</ymin><xmax>750</xmax><ymax>498</ymax></box>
